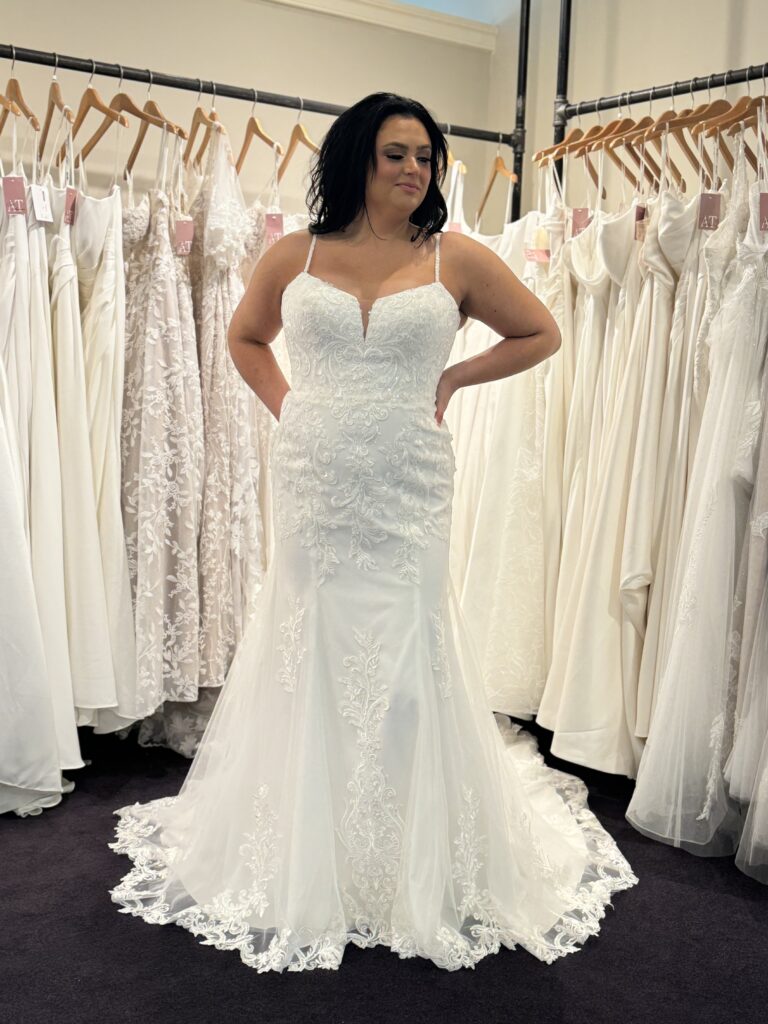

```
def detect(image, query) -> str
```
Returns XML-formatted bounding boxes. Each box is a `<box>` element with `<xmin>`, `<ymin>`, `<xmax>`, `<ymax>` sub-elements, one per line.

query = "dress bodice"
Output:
<box><xmin>280</xmin><ymin>232</ymin><xmax>461</xmax><ymax>407</ymax></box>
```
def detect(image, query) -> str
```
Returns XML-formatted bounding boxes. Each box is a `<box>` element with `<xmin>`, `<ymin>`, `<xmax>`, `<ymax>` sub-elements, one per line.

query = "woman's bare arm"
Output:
<box><xmin>227</xmin><ymin>231</ymin><xmax>309</xmax><ymax>420</ymax></box>
<box><xmin>436</xmin><ymin>232</ymin><xmax>561</xmax><ymax>423</ymax></box>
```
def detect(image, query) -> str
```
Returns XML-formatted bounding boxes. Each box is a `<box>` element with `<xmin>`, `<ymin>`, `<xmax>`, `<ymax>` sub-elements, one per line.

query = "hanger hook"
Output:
<box><xmin>707</xmin><ymin>73</ymin><xmax>713</xmax><ymax>104</ymax></box>
<box><xmin>762</xmin><ymin>63</ymin><xmax>767</xmax><ymax>97</ymax></box>
<box><xmin>648</xmin><ymin>85</ymin><xmax>655</xmax><ymax>117</ymax></box>
<box><xmin>196</xmin><ymin>78</ymin><xmax>203</xmax><ymax>105</ymax></box>
<box><xmin>672</xmin><ymin>80</ymin><xmax>679</xmax><ymax>111</ymax></box>
<box><xmin>295</xmin><ymin>96</ymin><xmax>304</xmax><ymax>123</ymax></box>
<box><xmin>724</xmin><ymin>69</ymin><xmax>730</xmax><ymax>99</ymax></box>
<box><xmin>146</xmin><ymin>69</ymin><xmax>153</xmax><ymax>99</ymax></box>
<box><xmin>117</xmin><ymin>64</ymin><xmax>124</xmax><ymax>93</ymax></box>
<box><xmin>211</xmin><ymin>81</ymin><xmax>217</xmax><ymax>112</ymax></box>
<box><xmin>88</xmin><ymin>59</ymin><xmax>96</xmax><ymax>87</ymax></box>
<box><xmin>746</xmin><ymin>66</ymin><xmax>753</xmax><ymax>98</ymax></box>
<box><xmin>576</xmin><ymin>100</ymin><xmax>582</xmax><ymax>128</ymax></box>
<box><xmin>595</xmin><ymin>95</ymin><xmax>602</xmax><ymax>124</ymax></box>
<box><xmin>251</xmin><ymin>88</ymin><xmax>258</xmax><ymax>118</ymax></box>
<box><xmin>10</xmin><ymin>44</ymin><xmax>15</xmax><ymax>75</ymax></box>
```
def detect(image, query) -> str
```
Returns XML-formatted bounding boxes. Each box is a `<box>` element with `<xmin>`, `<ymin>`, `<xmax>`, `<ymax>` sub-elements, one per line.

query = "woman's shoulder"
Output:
<box><xmin>256</xmin><ymin>228</ymin><xmax>313</xmax><ymax>283</ymax></box>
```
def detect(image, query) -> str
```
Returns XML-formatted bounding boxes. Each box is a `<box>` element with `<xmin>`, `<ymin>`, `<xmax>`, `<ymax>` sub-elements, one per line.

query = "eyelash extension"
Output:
<box><xmin>386</xmin><ymin>154</ymin><xmax>431</xmax><ymax>164</ymax></box>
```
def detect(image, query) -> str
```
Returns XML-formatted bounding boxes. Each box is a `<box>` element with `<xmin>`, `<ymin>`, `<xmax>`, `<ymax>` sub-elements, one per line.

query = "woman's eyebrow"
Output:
<box><xmin>382</xmin><ymin>142</ymin><xmax>432</xmax><ymax>151</ymax></box>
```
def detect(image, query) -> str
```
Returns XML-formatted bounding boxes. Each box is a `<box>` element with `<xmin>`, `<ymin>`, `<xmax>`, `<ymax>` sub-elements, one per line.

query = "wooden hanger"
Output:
<box><xmin>0</xmin><ymin>48</ymin><xmax>40</xmax><ymax>135</ymax></box>
<box><xmin>443</xmin><ymin>124</ymin><xmax>466</xmax><ymax>174</ymax></box>
<box><xmin>236</xmin><ymin>91</ymin><xmax>282</xmax><ymax>175</ymax></box>
<box><xmin>571</xmin><ymin>99</ymin><xmax>645</xmax><ymax>188</ymax></box>
<box><xmin>277</xmin><ymin>101</ymin><xmax>319</xmax><ymax>182</ymax></box>
<box><xmin>56</xmin><ymin>62</ymin><xmax>128</xmax><ymax>165</ymax></box>
<box><xmin>183</xmin><ymin>82</ymin><xmax>222</xmax><ymax>167</ymax></box>
<box><xmin>77</xmin><ymin>69</ymin><xmax>175</xmax><ymax>166</ymax></box>
<box><xmin>696</xmin><ymin>73</ymin><xmax>763</xmax><ymax>173</ymax></box>
<box><xmin>534</xmin><ymin>125</ymin><xmax>584</xmax><ymax>164</ymax></box>
<box><xmin>38</xmin><ymin>56</ymin><xmax>75</xmax><ymax>162</ymax></box>
<box><xmin>475</xmin><ymin>149</ymin><xmax>517</xmax><ymax>225</ymax></box>
<box><xmin>728</xmin><ymin>94</ymin><xmax>768</xmax><ymax>137</ymax></box>
<box><xmin>604</xmin><ymin>99</ymin><xmax>688</xmax><ymax>191</ymax></box>
<box><xmin>126</xmin><ymin>74</ymin><xmax>188</xmax><ymax>175</ymax></box>
<box><xmin>542</xmin><ymin>105</ymin><xmax>610</xmax><ymax>193</ymax></box>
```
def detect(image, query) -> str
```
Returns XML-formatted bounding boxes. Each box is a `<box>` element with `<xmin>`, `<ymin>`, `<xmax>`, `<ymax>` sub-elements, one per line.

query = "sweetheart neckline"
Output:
<box><xmin>282</xmin><ymin>271</ymin><xmax>461</xmax><ymax>342</ymax></box>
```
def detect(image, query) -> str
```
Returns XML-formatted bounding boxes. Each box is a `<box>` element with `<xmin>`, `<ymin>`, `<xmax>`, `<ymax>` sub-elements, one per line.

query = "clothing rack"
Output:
<box><xmin>552</xmin><ymin>0</ymin><xmax>768</xmax><ymax>142</ymax></box>
<box><xmin>0</xmin><ymin>40</ymin><xmax>530</xmax><ymax>221</ymax></box>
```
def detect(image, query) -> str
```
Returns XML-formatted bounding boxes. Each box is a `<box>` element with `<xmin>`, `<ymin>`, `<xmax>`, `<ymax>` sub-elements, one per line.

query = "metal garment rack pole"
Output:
<box><xmin>509</xmin><ymin>0</ymin><xmax>531</xmax><ymax>221</ymax></box>
<box><xmin>558</xmin><ymin>61</ymin><xmax>768</xmax><ymax>127</ymax></box>
<box><xmin>553</xmin><ymin>0</ymin><xmax>572</xmax><ymax>147</ymax></box>
<box><xmin>0</xmin><ymin>43</ymin><xmax>515</xmax><ymax>148</ymax></box>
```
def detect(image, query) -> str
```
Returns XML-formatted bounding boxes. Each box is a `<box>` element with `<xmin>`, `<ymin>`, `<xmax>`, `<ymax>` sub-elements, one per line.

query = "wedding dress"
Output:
<box><xmin>626</xmin><ymin>178</ymin><xmax>768</xmax><ymax>854</ymax></box>
<box><xmin>110</xmin><ymin>230</ymin><xmax>636</xmax><ymax>972</ymax></box>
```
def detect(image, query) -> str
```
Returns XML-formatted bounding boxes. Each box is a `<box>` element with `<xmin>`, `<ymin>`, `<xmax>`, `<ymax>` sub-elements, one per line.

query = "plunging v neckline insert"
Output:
<box><xmin>291</xmin><ymin>231</ymin><xmax>453</xmax><ymax>342</ymax></box>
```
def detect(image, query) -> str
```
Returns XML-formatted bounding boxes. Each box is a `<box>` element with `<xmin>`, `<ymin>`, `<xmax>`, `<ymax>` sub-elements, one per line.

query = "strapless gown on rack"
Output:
<box><xmin>110</xmin><ymin>231</ymin><xmax>636</xmax><ymax>972</ymax></box>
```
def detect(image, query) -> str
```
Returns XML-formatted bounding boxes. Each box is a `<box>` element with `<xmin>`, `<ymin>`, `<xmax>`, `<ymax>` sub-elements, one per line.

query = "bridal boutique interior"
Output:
<box><xmin>3</xmin><ymin>0</ymin><xmax>768</xmax><ymax>1019</ymax></box>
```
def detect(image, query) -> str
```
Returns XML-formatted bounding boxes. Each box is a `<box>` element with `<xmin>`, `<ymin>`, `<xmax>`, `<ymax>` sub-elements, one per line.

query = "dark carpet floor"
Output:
<box><xmin>2</xmin><ymin>721</ymin><xmax>766</xmax><ymax>1024</ymax></box>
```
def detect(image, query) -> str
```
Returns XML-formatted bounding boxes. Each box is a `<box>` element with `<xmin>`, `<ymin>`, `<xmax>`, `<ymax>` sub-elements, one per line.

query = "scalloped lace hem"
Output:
<box><xmin>109</xmin><ymin>744</ymin><xmax>637</xmax><ymax>973</ymax></box>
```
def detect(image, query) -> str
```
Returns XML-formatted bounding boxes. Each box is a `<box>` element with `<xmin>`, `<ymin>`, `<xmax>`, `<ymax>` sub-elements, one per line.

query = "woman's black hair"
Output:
<box><xmin>306</xmin><ymin>92</ymin><xmax>448</xmax><ymax>245</ymax></box>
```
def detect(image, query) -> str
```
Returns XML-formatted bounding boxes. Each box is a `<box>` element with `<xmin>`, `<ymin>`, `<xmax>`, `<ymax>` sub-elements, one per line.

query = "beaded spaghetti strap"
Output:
<box><xmin>304</xmin><ymin>233</ymin><xmax>317</xmax><ymax>273</ymax></box>
<box><xmin>434</xmin><ymin>232</ymin><xmax>441</xmax><ymax>283</ymax></box>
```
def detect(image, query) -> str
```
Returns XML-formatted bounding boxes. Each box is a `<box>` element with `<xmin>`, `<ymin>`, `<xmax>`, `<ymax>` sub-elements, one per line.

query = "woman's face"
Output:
<box><xmin>366</xmin><ymin>115</ymin><xmax>433</xmax><ymax>216</ymax></box>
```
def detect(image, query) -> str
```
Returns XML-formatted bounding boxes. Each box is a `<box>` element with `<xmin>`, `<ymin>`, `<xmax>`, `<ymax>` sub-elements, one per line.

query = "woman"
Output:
<box><xmin>110</xmin><ymin>92</ymin><xmax>637</xmax><ymax>972</ymax></box>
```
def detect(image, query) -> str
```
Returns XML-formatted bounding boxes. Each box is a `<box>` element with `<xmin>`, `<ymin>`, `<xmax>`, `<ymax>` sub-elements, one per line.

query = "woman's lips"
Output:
<box><xmin>398</xmin><ymin>183</ymin><xmax>419</xmax><ymax>193</ymax></box>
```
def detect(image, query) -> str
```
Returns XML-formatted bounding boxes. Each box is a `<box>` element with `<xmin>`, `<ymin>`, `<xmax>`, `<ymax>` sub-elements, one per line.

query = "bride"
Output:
<box><xmin>109</xmin><ymin>91</ymin><xmax>637</xmax><ymax>972</ymax></box>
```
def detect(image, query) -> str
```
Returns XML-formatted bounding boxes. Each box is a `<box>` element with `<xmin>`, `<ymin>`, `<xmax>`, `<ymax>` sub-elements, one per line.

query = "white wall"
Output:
<box><xmin>2</xmin><ymin>0</ymin><xmax>497</xmax><ymax>218</ymax></box>
<box><xmin>508</xmin><ymin>0</ymin><xmax>768</xmax><ymax>212</ymax></box>
<box><xmin>6</xmin><ymin>0</ymin><xmax>768</xmax><ymax>227</ymax></box>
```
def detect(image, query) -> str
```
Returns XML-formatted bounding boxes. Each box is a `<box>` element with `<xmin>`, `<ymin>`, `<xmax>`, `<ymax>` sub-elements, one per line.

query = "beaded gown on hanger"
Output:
<box><xmin>110</xmin><ymin>230</ymin><xmax>637</xmax><ymax>972</ymax></box>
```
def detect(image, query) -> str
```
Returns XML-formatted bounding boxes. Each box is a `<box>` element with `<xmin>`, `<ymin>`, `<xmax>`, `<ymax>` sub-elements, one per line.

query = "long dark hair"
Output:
<box><xmin>306</xmin><ymin>92</ymin><xmax>448</xmax><ymax>245</ymax></box>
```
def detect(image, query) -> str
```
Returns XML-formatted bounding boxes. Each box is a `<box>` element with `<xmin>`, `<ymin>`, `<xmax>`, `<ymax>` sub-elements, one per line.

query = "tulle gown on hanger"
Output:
<box><xmin>110</xmin><ymin>228</ymin><xmax>636</xmax><ymax>972</ymax></box>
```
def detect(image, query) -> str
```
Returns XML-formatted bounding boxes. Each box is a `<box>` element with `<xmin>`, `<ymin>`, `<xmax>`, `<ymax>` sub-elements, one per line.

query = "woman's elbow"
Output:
<box><xmin>546</xmin><ymin>323</ymin><xmax>562</xmax><ymax>357</ymax></box>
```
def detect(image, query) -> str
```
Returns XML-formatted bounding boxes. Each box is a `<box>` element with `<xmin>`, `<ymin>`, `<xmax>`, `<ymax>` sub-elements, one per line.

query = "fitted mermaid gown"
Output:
<box><xmin>110</xmin><ymin>231</ymin><xmax>636</xmax><ymax>972</ymax></box>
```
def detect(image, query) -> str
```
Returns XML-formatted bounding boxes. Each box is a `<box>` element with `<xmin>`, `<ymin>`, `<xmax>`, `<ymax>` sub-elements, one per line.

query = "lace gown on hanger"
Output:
<box><xmin>110</xmin><ymin>231</ymin><xmax>636</xmax><ymax>972</ymax></box>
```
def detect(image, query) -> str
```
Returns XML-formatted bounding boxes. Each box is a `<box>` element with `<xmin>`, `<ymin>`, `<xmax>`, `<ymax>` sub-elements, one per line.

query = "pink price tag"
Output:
<box><xmin>265</xmin><ymin>212</ymin><xmax>284</xmax><ymax>247</ymax></box>
<box><xmin>174</xmin><ymin>218</ymin><xmax>194</xmax><ymax>256</ymax></box>
<box><xmin>523</xmin><ymin>247</ymin><xmax>551</xmax><ymax>264</ymax></box>
<box><xmin>3</xmin><ymin>176</ymin><xmax>27</xmax><ymax>216</ymax></box>
<box><xmin>698</xmin><ymin>192</ymin><xmax>721</xmax><ymax>231</ymax></box>
<box><xmin>634</xmin><ymin>204</ymin><xmax>647</xmax><ymax>242</ymax></box>
<box><xmin>447</xmin><ymin>221</ymin><xmax>462</xmax><ymax>233</ymax></box>
<box><xmin>572</xmin><ymin>207</ymin><xmax>592</xmax><ymax>237</ymax></box>
<box><xmin>64</xmin><ymin>187</ymin><xmax>78</xmax><ymax>226</ymax></box>
<box><xmin>760</xmin><ymin>193</ymin><xmax>768</xmax><ymax>233</ymax></box>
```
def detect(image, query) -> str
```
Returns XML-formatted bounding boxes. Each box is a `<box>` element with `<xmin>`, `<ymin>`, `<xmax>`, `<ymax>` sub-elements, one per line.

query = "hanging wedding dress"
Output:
<box><xmin>190</xmin><ymin>127</ymin><xmax>264</xmax><ymax>689</ymax></box>
<box><xmin>138</xmin><ymin>140</ymin><xmax>284</xmax><ymax>758</ymax></box>
<box><xmin>634</xmin><ymin>155</ymin><xmax>742</xmax><ymax>738</ymax></box>
<box><xmin>24</xmin><ymin>155</ymin><xmax>82</xmax><ymax>769</ymax></box>
<box><xmin>539</xmin><ymin>192</ymin><xmax>667</xmax><ymax>778</ymax></box>
<box><xmin>72</xmin><ymin>159</ymin><xmax>137</xmax><ymax>732</ymax></box>
<box><xmin>626</xmin><ymin>172</ymin><xmax>768</xmax><ymax>853</ymax></box>
<box><xmin>45</xmin><ymin>133</ymin><xmax>117</xmax><ymax>725</ymax></box>
<box><xmin>0</xmin><ymin>350</ymin><xmax>63</xmax><ymax>816</ymax></box>
<box><xmin>110</xmin><ymin>230</ymin><xmax>636</xmax><ymax>972</ymax></box>
<box><xmin>121</xmin><ymin>131</ymin><xmax>204</xmax><ymax>719</ymax></box>
<box><xmin>456</xmin><ymin>180</ymin><xmax>549</xmax><ymax>717</ymax></box>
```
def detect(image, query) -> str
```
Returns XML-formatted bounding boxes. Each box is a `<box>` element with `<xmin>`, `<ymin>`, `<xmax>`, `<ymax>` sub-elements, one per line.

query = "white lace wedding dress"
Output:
<box><xmin>110</xmin><ymin>231</ymin><xmax>636</xmax><ymax>972</ymax></box>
